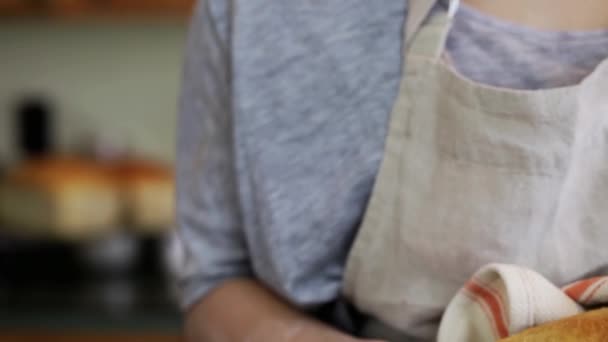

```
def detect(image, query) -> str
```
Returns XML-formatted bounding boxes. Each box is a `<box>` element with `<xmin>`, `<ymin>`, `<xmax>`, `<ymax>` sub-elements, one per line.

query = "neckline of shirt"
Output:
<box><xmin>449</xmin><ymin>1</ymin><xmax>608</xmax><ymax>43</ymax></box>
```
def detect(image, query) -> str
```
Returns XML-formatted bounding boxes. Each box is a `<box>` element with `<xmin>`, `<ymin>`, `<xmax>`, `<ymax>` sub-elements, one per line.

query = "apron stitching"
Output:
<box><xmin>406</xmin><ymin>61</ymin><xmax>576</xmax><ymax>121</ymax></box>
<box><xmin>402</xmin><ymin>138</ymin><xmax>566</xmax><ymax>177</ymax></box>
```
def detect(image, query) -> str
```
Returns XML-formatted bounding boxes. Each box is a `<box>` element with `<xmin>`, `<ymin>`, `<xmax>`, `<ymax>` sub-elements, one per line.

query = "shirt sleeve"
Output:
<box><xmin>175</xmin><ymin>0</ymin><xmax>250</xmax><ymax>310</ymax></box>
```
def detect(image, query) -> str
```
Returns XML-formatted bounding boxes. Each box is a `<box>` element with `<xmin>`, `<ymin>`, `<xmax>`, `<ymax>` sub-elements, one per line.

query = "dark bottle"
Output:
<box><xmin>14</xmin><ymin>96</ymin><xmax>54</xmax><ymax>159</ymax></box>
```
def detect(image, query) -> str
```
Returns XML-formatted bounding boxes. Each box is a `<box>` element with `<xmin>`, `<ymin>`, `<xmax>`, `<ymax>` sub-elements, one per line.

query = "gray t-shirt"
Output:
<box><xmin>176</xmin><ymin>0</ymin><xmax>608</xmax><ymax>310</ymax></box>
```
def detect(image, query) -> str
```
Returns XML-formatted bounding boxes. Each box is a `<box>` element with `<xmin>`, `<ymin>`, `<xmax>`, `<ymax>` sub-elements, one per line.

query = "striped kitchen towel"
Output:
<box><xmin>437</xmin><ymin>264</ymin><xmax>608</xmax><ymax>342</ymax></box>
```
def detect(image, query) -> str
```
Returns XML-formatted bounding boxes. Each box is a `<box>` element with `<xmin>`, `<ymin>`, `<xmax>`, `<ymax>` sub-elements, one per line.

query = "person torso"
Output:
<box><xmin>213</xmin><ymin>0</ymin><xmax>608</xmax><ymax>306</ymax></box>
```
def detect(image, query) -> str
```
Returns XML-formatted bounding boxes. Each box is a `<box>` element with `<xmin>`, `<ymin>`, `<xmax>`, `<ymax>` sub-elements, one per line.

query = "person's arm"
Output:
<box><xmin>177</xmin><ymin>1</ymin><xmax>381</xmax><ymax>341</ymax></box>
<box><xmin>186</xmin><ymin>279</ymin><xmax>383</xmax><ymax>342</ymax></box>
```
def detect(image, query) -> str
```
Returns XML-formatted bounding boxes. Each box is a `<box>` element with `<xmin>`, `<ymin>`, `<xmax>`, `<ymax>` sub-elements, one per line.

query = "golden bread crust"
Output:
<box><xmin>501</xmin><ymin>308</ymin><xmax>608</xmax><ymax>342</ymax></box>
<box><xmin>4</xmin><ymin>157</ymin><xmax>114</xmax><ymax>192</ymax></box>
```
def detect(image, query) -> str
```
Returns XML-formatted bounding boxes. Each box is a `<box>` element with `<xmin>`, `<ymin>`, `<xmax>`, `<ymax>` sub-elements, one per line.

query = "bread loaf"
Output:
<box><xmin>501</xmin><ymin>308</ymin><xmax>608</xmax><ymax>342</ymax></box>
<box><xmin>0</xmin><ymin>157</ymin><xmax>120</xmax><ymax>239</ymax></box>
<box><xmin>111</xmin><ymin>159</ymin><xmax>174</xmax><ymax>232</ymax></box>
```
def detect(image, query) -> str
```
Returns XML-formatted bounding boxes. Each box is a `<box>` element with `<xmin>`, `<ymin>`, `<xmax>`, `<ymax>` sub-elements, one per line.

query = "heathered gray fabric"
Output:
<box><xmin>176</xmin><ymin>0</ymin><xmax>608</xmax><ymax>310</ymax></box>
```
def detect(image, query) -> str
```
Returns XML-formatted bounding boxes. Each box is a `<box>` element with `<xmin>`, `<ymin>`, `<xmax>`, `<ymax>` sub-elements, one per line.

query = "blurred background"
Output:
<box><xmin>0</xmin><ymin>1</ymin><xmax>194</xmax><ymax>341</ymax></box>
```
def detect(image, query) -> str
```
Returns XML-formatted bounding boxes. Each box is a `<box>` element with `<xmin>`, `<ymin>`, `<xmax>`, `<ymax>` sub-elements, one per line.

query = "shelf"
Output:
<box><xmin>0</xmin><ymin>0</ymin><xmax>195</xmax><ymax>19</ymax></box>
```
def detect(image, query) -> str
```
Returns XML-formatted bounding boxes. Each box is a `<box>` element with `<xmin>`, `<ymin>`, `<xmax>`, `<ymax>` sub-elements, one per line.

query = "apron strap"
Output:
<box><xmin>405</xmin><ymin>0</ymin><xmax>438</xmax><ymax>47</ymax></box>
<box><xmin>405</xmin><ymin>0</ymin><xmax>459</xmax><ymax>60</ymax></box>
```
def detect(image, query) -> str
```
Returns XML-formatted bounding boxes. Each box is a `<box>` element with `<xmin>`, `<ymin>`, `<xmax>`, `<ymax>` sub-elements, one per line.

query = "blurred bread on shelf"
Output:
<box><xmin>111</xmin><ymin>159</ymin><xmax>174</xmax><ymax>233</ymax></box>
<box><xmin>0</xmin><ymin>157</ymin><xmax>121</xmax><ymax>239</ymax></box>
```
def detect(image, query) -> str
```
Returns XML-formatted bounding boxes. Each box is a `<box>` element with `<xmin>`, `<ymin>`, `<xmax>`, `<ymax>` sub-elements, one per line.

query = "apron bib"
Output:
<box><xmin>343</xmin><ymin>0</ymin><xmax>608</xmax><ymax>340</ymax></box>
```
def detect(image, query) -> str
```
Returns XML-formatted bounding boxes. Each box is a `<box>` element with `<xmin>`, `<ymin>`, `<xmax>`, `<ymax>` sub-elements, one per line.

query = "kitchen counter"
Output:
<box><xmin>0</xmin><ymin>236</ymin><xmax>182</xmax><ymax>334</ymax></box>
<box><xmin>0</xmin><ymin>333</ymin><xmax>181</xmax><ymax>342</ymax></box>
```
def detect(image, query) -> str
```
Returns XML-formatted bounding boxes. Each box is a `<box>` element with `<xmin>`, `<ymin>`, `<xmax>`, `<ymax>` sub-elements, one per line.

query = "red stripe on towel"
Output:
<box><xmin>564</xmin><ymin>277</ymin><xmax>605</xmax><ymax>302</ymax></box>
<box><xmin>465</xmin><ymin>279</ymin><xmax>509</xmax><ymax>338</ymax></box>
<box><xmin>582</xmin><ymin>278</ymin><xmax>608</xmax><ymax>304</ymax></box>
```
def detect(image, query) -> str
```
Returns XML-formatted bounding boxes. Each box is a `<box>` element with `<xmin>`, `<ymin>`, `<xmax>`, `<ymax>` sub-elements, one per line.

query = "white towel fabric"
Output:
<box><xmin>438</xmin><ymin>264</ymin><xmax>608</xmax><ymax>341</ymax></box>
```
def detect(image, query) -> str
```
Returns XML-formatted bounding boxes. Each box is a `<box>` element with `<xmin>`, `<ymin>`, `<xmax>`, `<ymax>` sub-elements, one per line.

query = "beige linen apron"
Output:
<box><xmin>343</xmin><ymin>0</ymin><xmax>608</xmax><ymax>340</ymax></box>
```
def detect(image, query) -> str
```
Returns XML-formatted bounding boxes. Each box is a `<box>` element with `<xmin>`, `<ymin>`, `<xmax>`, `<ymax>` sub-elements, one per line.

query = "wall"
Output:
<box><xmin>0</xmin><ymin>20</ymin><xmax>188</xmax><ymax>164</ymax></box>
